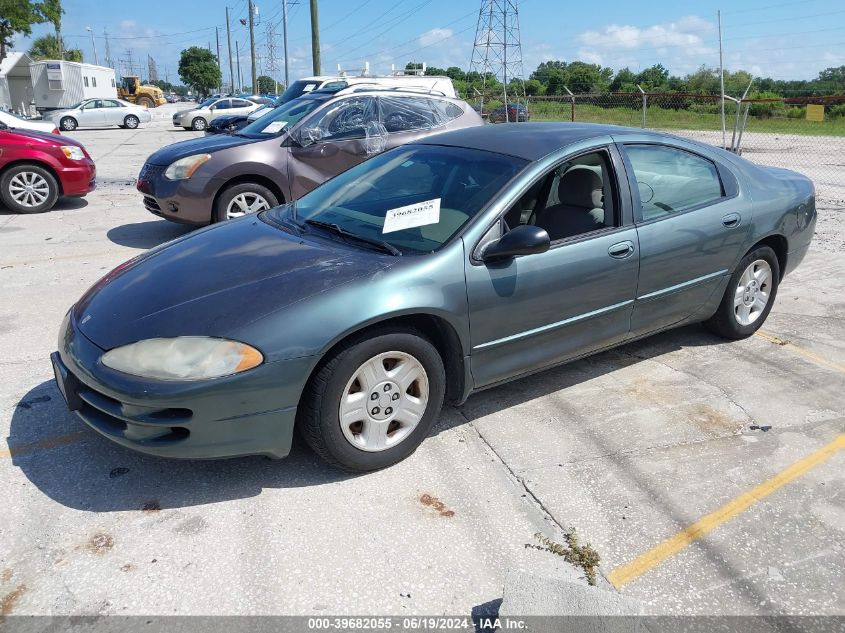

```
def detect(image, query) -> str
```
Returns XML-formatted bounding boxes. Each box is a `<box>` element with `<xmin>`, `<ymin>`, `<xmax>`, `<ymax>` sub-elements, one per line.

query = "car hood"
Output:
<box><xmin>145</xmin><ymin>133</ymin><xmax>263</xmax><ymax>165</ymax></box>
<box><xmin>13</xmin><ymin>127</ymin><xmax>82</xmax><ymax>147</ymax></box>
<box><xmin>73</xmin><ymin>215</ymin><xmax>390</xmax><ymax>351</ymax></box>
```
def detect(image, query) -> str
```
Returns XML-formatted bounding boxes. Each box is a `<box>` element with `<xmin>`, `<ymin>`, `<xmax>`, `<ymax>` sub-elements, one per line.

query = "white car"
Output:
<box><xmin>171</xmin><ymin>97</ymin><xmax>261</xmax><ymax>131</ymax></box>
<box><xmin>44</xmin><ymin>99</ymin><xmax>152</xmax><ymax>131</ymax></box>
<box><xmin>0</xmin><ymin>109</ymin><xmax>58</xmax><ymax>134</ymax></box>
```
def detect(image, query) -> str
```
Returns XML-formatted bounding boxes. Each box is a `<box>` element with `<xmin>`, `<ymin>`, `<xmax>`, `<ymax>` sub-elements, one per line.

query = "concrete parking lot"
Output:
<box><xmin>1</xmin><ymin>103</ymin><xmax>843</xmax><ymax>617</ymax></box>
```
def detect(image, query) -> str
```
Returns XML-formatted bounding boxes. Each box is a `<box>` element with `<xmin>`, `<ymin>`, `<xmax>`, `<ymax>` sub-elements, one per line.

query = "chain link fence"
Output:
<box><xmin>523</xmin><ymin>92</ymin><xmax>845</xmax><ymax>206</ymax></box>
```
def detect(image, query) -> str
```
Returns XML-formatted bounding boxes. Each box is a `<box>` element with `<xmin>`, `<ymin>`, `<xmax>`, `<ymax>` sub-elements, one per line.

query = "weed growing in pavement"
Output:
<box><xmin>529</xmin><ymin>530</ymin><xmax>601</xmax><ymax>585</ymax></box>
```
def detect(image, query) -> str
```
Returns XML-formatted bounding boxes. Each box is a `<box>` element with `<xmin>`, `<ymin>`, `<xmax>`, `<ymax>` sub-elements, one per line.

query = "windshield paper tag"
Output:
<box><xmin>383</xmin><ymin>198</ymin><xmax>441</xmax><ymax>234</ymax></box>
<box><xmin>262</xmin><ymin>120</ymin><xmax>287</xmax><ymax>133</ymax></box>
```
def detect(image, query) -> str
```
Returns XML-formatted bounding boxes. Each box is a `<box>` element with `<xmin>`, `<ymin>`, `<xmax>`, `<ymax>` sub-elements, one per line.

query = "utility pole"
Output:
<box><xmin>216</xmin><ymin>26</ymin><xmax>222</xmax><ymax>93</ymax></box>
<box><xmin>310</xmin><ymin>0</ymin><xmax>320</xmax><ymax>75</ymax></box>
<box><xmin>718</xmin><ymin>9</ymin><xmax>726</xmax><ymax>149</ymax></box>
<box><xmin>282</xmin><ymin>0</ymin><xmax>290</xmax><ymax>88</ymax></box>
<box><xmin>226</xmin><ymin>7</ymin><xmax>235</xmax><ymax>94</ymax></box>
<box><xmin>248</xmin><ymin>0</ymin><xmax>257</xmax><ymax>94</ymax></box>
<box><xmin>104</xmin><ymin>28</ymin><xmax>112</xmax><ymax>69</ymax></box>
<box><xmin>236</xmin><ymin>40</ymin><xmax>242</xmax><ymax>93</ymax></box>
<box><xmin>86</xmin><ymin>27</ymin><xmax>98</xmax><ymax>65</ymax></box>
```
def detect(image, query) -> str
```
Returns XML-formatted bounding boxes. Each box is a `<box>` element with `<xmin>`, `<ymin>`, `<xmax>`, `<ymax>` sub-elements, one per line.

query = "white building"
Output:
<box><xmin>0</xmin><ymin>52</ymin><xmax>35</xmax><ymax>115</ymax></box>
<box><xmin>29</xmin><ymin>60</ymin><xmax>117</xmax><ymax>112</ymax></box>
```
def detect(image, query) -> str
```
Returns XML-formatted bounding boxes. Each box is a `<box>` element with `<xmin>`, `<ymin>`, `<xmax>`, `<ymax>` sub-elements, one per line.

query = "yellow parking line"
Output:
<box><xmin>608</xmin><ymin>434</ymin><xmax>845</xmax><ymax>589</ymax></box>
<box><xmin>0</xmin><ymin>430</ymin><xmax>89</xmax><ymax>459</ymax></box>
<box><xmin>755</xmin><ymin>330</ymin><xmax>845</xmax><ymax>374</ymax></box>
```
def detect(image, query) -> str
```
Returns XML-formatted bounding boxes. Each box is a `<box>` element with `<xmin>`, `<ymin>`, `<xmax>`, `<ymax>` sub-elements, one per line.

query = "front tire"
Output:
<box><xmin>213</xmin><ymin>182</ymin><xmax>278</xmax><ymax>222</ymax></box>
<box><xmin>191</xmin><ymin>117</ymin><xmax>207</xmax><ymax>131</ymax></box>
<box><xmin>124</xmin><ymin>115</ymin><xmax>140</xmax><ymax>129</ymax></box>
<box><xmin>60</xmin><ymin>117</ymin><xmax>77</xmax><ymax>131</ymax></box>
<box><xmin>136</xmin><ymin>96</ymin><xmax>154</xmax><ymax>108</ymax></box>
<box><xmin>298</xmin><ymin>329</ymin><xmax>446</xmax><ymax>472</ymax></box>
<box><xmin>705</xmin><ymin>245</ymin><xmax>780</xmax><ymax>339</ymax></box>
<box><xmin>0</xmin><ymin>164</ymin><xmax>60</xmax><ymax>213</ymax></box>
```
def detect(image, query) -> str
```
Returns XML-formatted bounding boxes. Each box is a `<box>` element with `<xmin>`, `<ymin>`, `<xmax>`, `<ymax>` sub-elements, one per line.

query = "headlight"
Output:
<box><xmin>101</xmin><ymin>337</ymin><xmax>263</xmax><ymax>380</ymax></box>
<box><xmin>164</xmin><ymin>153</ymin><xmax>211</xmax><ymax>180</ymax></box>
<box><xmin>61</xmin><ymin>145</ymin><xmax>85</xmax><ymax>160</ymax></box>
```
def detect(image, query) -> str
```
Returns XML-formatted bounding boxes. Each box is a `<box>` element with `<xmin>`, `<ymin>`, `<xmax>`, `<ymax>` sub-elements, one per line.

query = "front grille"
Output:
<box><xmin>76</xmin><ymin>384</ymin><xmax>192</xmax><ymax>444</ymax></box>
<box><xmin>143</xmin><ymin>196</ymin><xmax>162</xmax><ymax>213</ymax></box>
<box><xmin>139</xmin><ymin>163</ymin><xmax>165</xmax><ymax>181</ymax></box>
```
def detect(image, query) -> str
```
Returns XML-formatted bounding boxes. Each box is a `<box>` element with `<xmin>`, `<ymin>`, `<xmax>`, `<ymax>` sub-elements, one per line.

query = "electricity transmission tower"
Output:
<box><xmin>467</xmin><ymin>0</ymin><xmax>527</xmax><ymax>121</ymax></box>
<box><xmin>147</xmin><ymin>55</ymin><xmax>158</xmax><ymax>82</ymax></box>
<box><xmin>266</xmin><ymin>23</ymin><xmax>279</xmax><ymax>95</ymax></box>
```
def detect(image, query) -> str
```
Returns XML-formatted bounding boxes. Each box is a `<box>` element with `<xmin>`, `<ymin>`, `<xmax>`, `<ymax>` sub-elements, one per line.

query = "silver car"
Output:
<box><xmin>172</xmin><ymin>97</ymin><xmax>261</xmax><ymax>131</ymax></box>
<box><xmin>44</xmin><ymin>99</ymin><xmax>152</xmax><ymax>131</ymax></box>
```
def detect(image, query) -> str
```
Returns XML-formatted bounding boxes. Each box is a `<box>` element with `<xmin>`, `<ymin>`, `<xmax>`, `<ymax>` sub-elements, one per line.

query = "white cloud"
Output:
<box><xmin>418</xmin><ymin>28</ymin><xmax>454</xmax><ymax>47</ymax></box>
<box><xmin>577</xmin><ymin>16</ymin><xmax>715</xmax><ymax>55</ymax></box>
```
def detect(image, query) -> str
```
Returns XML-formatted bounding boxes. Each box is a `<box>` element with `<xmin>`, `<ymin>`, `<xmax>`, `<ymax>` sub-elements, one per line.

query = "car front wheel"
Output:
<box><xmin>191</xmin><ymin>117</ymin><xmax>207</xmax><ymax>131</ymax></box>
<box><xmin>705</xmin><ymin>245</ymin><xmax>780</xmax><ymax>339</ymax></box>
<box><xmin>213</xmin><ymin>182</ymin><xmax>278</xmax><ymax>222</ymax></box>
<box><xmin>0</xmin><ymin>164</ymin><xmax>60</xmax><ymax>213</ymax></box>
<box><xmin>298</xmin><ymin>329</ymin><xmax>446</xmax><ymax>472</ymax></box>
<box><xmin>124</xmin><ymin>115</ymin><xmax>140</xmax><ymax>129</ymax></box>
<box><xmin>60</xmin><ymin>117</ymin><xmax>77</xmax><ymax>131</ymax></box>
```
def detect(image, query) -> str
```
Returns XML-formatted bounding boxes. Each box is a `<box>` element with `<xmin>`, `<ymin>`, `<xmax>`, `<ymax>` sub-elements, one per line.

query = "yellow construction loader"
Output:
<box><xmin>117</xmin><ymin>76</ymin><xmax>166</xmax><ymax>107</ymax></box>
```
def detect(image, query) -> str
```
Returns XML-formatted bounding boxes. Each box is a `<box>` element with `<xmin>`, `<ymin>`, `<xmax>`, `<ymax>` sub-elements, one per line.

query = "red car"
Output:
<box><xmin>0</xmin><ymin>121</ymin><xmax>96</xmax><ymax>213</ymax></box>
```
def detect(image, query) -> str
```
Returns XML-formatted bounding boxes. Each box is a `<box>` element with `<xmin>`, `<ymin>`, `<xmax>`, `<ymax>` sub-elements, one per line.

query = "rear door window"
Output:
<box><xmin>378</xmin><ymin>96</ymin><xmax>438</xmax><ymax>133</ymax></box>
<box><xmin>624</xmin><ymin>144</ymin><xmax>724</xmax><ymax>222</ymax></box>
<box><xmin>306</xmin><ymin>96</ymin><xmax>377</xmax><ymax>140</ymax></box>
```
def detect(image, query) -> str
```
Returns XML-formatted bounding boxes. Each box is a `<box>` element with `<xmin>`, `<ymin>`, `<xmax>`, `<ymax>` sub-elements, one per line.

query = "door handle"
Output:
<box><xmin>722</xmin><ymin>213</ymin><xmax>741</xmax><ymax>228</ymax></box>
<box><xmin>608</xmin><ymin>241</ymin><xmax>635</xmax><ymax>259</ymax></box>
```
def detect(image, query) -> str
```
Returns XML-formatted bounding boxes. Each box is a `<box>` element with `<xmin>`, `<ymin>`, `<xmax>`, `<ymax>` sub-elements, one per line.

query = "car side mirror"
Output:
<box><xmin>0</xmin><ymin>120</ymin><xmax>7</xmax><ymax>131</ymax></box>
<box><xmin>298</xmin><ymin>126</ymin><xmax>323</xmax><ymax>147</ymax></box>
<box><xmin>482</xmin><ymin>225</ymin><xmax>550</xmax><ymax>262</ymax></box>
<box><xmin>209</xmin><ymin>105</ymin><xmax>216</xmax><ymax>111</ymax></box>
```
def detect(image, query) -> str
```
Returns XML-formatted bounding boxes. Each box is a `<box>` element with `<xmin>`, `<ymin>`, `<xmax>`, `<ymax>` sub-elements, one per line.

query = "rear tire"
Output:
<box><xmin>124</xmin><ymin>115</ymin><xmax>140</xmax><ymax>129</ymax></box>
<box><xmin>213</xmin><ymin>182</ymin><xmax>278</xmax><ymax>222</ymax></box>
<box><xmin>298</xmin><ymin>329</ymin><xmax>446</xmax><ymax>472</ymax></box>
<box><xmin>705</xmin><ymin>245</ymin><xmax>780</xmax><ymax>340</ymax></box>
<box><xmin>191</xmin><ymin>117</ymin><xmax>207</xmax><ymax>131</ymax></box>
<box><xmin>0</xmin><ymin>164</ymin><xmax>60</xmax><ymax>214</ymax></box>
<box><xmin>136</xmin><ymin>96</ymin><xmax>154</xmax><ymax>108</ymax></box>
<box><xmin>60</xmin><ymin>117</ymin><xmax>77</xmax><ymax>131</ymax></box>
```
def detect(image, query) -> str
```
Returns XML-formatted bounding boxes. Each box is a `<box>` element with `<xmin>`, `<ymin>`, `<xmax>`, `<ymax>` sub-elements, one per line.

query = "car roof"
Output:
<box><xmin>413</xmin><ymin>122</ymin><xmax>653</xmax><ymax>160</ymax></box>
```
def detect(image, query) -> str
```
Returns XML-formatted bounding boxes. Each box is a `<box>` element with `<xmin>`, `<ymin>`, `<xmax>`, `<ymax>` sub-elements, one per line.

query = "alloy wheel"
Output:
<box><xmin>225</xmin><ymin>192</ymin><xmax>271</xmax><ymax>219</ymax></box>
<box><xmin>338</xmin><ymin>351</ymin><xmax>429</xmax><ymax>452</ymax></box>
<box><xmin>8</xmin><ymin>171</ymin><xmax>50</xmax><ymax>208</ymax></box>
<box><xmin>733</xmin><ymin>259</ymin><xmax>773</xmax><ymax>326</ymax></box>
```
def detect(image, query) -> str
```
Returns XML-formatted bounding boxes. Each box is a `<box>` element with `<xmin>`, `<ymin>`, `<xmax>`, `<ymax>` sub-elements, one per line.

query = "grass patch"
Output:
<box><xmin>528</xmin><ymin>102</ymin><xmax>845</xmax><ymax>136</ymax></box>
<box><xmin>528</xmin><ymin>530</ymin><xmax>601</xmax><ymax>586</ymax></box>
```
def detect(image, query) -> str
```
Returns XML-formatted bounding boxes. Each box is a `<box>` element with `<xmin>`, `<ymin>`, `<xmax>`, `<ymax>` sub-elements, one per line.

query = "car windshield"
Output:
<box><xmin>197</xmin><ymin>98</ymin><xmax>216</xmax><ymax>108</ymax></box>
<box><xmin>266</xmin><ymin>145</ymin><xmax>527</xmax><ymax>254</ymax></box>
<box><xmin>239</xmin><ymin>97</ymin><xmax>327</xmax><ymax>138</ymax></box>
<box><xmin>278</xmin><ymin>80</ymin><xmax>323</xmax><ymax>103</ymax></box>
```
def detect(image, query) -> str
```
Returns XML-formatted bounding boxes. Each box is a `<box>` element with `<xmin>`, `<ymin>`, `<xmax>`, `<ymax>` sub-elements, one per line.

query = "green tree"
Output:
<box><xmin>38</xmin><ymin>0</ymin><xmax>63</xmax><ymax>56</ymax></box>
<box><xmin>0</xmin><ymin>0</ymin><xmax>45</xmax><ymax>62</ymax></box>
<box><xmin>445</xmin><ymin>66</ymin><xmax>465</xmax><ymax>81</ymax></box>
<box><xmin>636</xmin><ymin>64</ymin><xmax>669</xmax><ymax>90</ymax></box>
<box><xmin>610</xmin><ymin>67</ymin><xmax>637</xmax><ymax>92</ymax></box>
<box><xmin>178</xmin><ymin>46</ymin><xmax>221</xmax><ymax>96</ymax></box>
<box><xmin>29</xmin><ymin>34</ymin><xmax>81</xmax><ymax>62</ymax></box>
<box><xmin>523</xmin><ymin>79</ymin><xmax>544</xmax><ymax>96</ymax></box>
<box><xmin>256</xmin><ymin>75</ymin><xmax>279</xmax><ymax>94</ymax></box>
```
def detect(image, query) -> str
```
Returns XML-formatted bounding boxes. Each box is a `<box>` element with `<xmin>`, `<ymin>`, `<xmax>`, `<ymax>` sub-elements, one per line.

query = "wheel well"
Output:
<box><xmin>0</xmin><ymin>160</ymin><xmax>63</xmax><ymax>195</ymax></box>
<box><xmin>303</xmin><ymin>314</ymin><xmax>466</xmax><ymax>406</ymax></box>
<box><xmin>749</xmin><ymin>234</ymin><xmax>787</xmax><ymax>279</ymax></box>
<box><xmin>212</xmin><ymin>174</ymin><xmax>286</xmax><ymax>210</ymax></box>
<box><xmin>59</xmin><ymin>115</ymin><xmax>76</xmax><ymax>125</ymax></box>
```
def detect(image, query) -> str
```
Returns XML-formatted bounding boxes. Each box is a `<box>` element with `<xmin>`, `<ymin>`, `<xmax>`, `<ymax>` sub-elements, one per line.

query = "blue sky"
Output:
<box><xmin>15</xmin><ymin>0</ymin><xmax>845</xmax><ymax>85</ymax></box>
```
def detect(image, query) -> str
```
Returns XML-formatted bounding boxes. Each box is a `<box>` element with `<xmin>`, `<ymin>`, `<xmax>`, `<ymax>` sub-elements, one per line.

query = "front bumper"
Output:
<box><xmin>53</xmin><ymin>312</ymin><xmax>311</xmax><ymax>459</ymax></box>
<box><xmin>60</xmin><ymin>158</ymin><xmax>97</xmax><ymax>196</ymax></box>
<box><xmin>136</xmin><ymin>164</ymin><xmax>216</xmax><ymax>225</ymax></box>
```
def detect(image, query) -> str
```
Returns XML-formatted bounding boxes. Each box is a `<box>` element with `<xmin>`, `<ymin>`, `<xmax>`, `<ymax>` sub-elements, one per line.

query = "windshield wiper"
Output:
<box><xmin>303</xmin><ymin>219</ymin><xmax>401</xmax><ymax>256</ymax></box>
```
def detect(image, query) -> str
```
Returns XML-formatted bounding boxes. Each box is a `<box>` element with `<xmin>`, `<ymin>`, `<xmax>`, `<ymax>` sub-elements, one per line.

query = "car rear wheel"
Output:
<box><xmin>213</xmin><ymin>182</ymin><xmax>278</xmax><ymax>222</ymax></box>
<box><xmin>124</xmin><ymin>115</ymin><xmax>140</xmax><ymax>129</ymax></box>
<box><xmin>298</xmin><ymin>329</ymin><xmax>446</xmax><ymax>472</ymax></box>
<box><xmin>191</xmin><ymin>117</ymin><xmax>207</xmax><ymax>131</ymax></box>
<box><xmin>60</xmin><ymin>117</ymin><xmax>77</xmax><ymax>131</ymax></box>
<box><xmin>136</xmin><ymin>96</ymin><xmax>154</xmax><ymax>108</ymax></box>
<box><xmin>0</xmin><ymin>164</ymin><xmax>60</xmax><ymax>214</ymax></box>
<box><xmin>705</xmin><ymin>245</ymin><xmax>780</xmax><ymax>340</ymax></box>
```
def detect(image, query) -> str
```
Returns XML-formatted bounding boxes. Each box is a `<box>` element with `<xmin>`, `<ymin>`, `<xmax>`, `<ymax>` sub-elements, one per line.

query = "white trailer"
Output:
<box><xmin>29</xmin><ymin>60</ymin><xmax>117</xmax><ymax>113</ymax></box>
